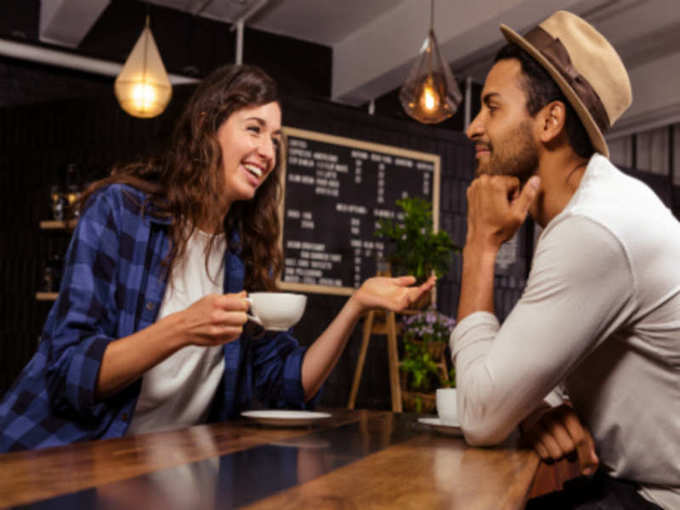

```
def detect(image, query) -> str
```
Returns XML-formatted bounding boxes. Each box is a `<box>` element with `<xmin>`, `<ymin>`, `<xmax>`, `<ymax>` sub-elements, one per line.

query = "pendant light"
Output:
<box><xmin>114</xmin><ymin>16</ymin><xmax>172</xmax><ymax>119</ymax></box>
<box><xmin>399</xmin><ymin>0</ymin><xmax>462</xmax><ymax>124</ymax></box>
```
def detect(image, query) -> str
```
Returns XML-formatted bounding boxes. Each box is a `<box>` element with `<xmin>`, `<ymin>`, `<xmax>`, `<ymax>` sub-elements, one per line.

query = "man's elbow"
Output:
<box><xmin>460</xmin><ymin>414</ymin><xmax>513</xmax><ymax>446</ymax></box>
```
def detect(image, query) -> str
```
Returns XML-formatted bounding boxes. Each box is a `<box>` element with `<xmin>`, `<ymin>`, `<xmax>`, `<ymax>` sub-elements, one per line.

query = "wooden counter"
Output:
<box><xmin>0</xmin><ymin>410</ymin><xmax>576</xmax><ymax>509</ymax></box>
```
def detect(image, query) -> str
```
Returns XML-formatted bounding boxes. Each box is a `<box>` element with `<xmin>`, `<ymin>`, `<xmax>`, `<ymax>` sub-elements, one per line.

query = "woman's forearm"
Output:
<box><xmin>95</xmin><ymin>292</ymin><xmax>249</xmax><ymax>400</ymax></box>
<box><xmin>300</xmin><ymin>296</ymin><xmax>363</xmax><ymax>401</ymax></box>
<box><xmin>95</xmin><ymin>313</ymin><xmax>187</xmax><ymax>400</ymax></box>
<box><xmin>300</xmin><ymin>276</ymin><xmax>436</xmax><ymax>401</ymax></box>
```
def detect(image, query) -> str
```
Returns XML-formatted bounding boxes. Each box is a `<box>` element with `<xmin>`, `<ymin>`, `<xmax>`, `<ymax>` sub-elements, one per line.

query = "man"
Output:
<box><xmin>451</xmin><ymin>11</ymin><xmax>679</xmax><ymax>510</ymax></box>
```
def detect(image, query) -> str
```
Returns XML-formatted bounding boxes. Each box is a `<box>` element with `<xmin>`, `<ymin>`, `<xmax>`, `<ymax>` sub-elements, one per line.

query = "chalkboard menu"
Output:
<box><xmin>278</xmin><ymin>127</ymin><xmax>440</xmax><ymax>295</ymax></box>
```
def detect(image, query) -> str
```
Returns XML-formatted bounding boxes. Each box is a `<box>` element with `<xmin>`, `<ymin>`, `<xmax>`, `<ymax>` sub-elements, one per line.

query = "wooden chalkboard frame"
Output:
<box><xmin>277</xmin><ymin>126</ymin><xmax>441</xmax><ymax>296</ymax></box>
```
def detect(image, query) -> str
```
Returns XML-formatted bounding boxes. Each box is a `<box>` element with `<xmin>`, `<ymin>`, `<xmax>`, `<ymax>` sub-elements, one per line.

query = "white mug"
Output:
<box><xmin>436</xmin><ymin>388</ymin><xmax>458</xmax><ymax>426</ymax></box>
<box><xmin>245</xmin><ymin>292</ymin><xmax>307</xmax><ymax>331</ymax></box>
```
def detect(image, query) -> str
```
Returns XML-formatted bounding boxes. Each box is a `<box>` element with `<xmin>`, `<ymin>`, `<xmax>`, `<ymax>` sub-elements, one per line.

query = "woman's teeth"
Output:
<box><xmin>244</xmin><ymin>164</ymin><xmax>262</xmax><ymax>178</ymax></box>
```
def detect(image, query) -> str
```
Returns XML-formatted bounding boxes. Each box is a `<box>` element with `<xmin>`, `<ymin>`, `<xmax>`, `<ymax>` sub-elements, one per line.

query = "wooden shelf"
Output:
<box><xmin>35</xmin><ymin>292</ymin><xmax>58</xmax><ymax>301</ymax></box>
<box><xmin>40</xmin><ymin>219</ymin><xmax>77</xmax><ymax>230</ymax></box>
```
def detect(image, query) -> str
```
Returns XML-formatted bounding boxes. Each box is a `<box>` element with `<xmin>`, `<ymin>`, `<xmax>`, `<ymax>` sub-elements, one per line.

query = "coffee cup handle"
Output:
<box><xmin>244</xmin><ymin>297</ymin><xmax>262</xmax><ymax>326</ymax></box>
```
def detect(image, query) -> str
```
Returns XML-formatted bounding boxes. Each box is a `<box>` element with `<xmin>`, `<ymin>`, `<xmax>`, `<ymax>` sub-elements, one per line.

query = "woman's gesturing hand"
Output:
<box><xmin>179</xmin><ymin>291</ymin><xmax>250</xmax><ymax>347</ymax></box>
<box><xmin>351</xmin><ymin>275</ymin><xmax>436</xmax><ymax>313</ymax></box>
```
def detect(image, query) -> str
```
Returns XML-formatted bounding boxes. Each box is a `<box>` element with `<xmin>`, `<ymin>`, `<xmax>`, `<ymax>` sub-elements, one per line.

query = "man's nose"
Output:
<box><xmin>466</xmin><ymin>112</ymin><xmax>483</xmax><ymax>140</ymax></box>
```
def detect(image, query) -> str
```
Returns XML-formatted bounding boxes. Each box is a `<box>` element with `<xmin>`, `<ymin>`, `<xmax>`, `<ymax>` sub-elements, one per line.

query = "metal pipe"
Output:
<box><xmin>464</xmin><ymin>76</ymin><xmax>472</xmax><ymax>130</ymax></box>
<box><xmin>225</xmin><ymin>0</ymin><xmax>270</xmax><ymax>65</ymax></box>
<box><xmin>0</xmin><ymin>38</ymin><xmax>199</xmax><ymax>84</ymax></box>
<box><xmin>230</xmin><ymin>0</ymin><xmax>270</xmax><ymax>30</ymax></box>
<box><xmin>236</xmin><ymin>20</ymin><xmax>244</xmax><ymax>65</ymax></box>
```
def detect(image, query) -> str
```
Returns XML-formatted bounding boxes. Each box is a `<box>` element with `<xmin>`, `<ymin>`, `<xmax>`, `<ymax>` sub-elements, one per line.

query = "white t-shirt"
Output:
<box><xmin>451</xmin><ymin>154</ymin><xmax>680</xmax><ymax>509</ymax></box>
<box><xmin>127</xmin><ymin>229</ymin><xmax>226</xmax><ymax>435</ymax></box>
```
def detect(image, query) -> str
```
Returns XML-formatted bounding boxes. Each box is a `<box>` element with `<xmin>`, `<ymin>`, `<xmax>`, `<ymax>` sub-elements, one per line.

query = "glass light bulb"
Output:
<box><xmin>420</xmin><ymin>80</ymin><xmax>440</xmax><ymax>112</ymax></box>
<box><xmin>131</xmin><ymin>81</ymin><xmax>157</xmax><ymax>111</ymax></box>
<box><xmin>399</xmin><ymin>30</ymin><xmax>462</xmax><ymax>124</ymax></box>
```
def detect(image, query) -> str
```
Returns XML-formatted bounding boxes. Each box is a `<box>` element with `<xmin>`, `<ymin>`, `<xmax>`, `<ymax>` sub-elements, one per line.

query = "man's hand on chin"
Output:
<box><xmin>465</xmin><ymin>174</ymin><xmax>541</xmax><ymax>250</ymax></box>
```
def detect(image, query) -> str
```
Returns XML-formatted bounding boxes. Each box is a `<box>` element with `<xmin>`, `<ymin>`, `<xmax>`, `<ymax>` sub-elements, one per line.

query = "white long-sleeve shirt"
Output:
<box><xmin>451</xmin><ymin>154</ymin><xmax>680</xmax><ymax>509</ymax></box>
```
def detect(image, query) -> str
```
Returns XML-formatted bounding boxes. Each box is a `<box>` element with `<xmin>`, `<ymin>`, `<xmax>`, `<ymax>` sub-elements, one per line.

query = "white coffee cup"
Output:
<box><xmin>245</xmin><ymin>292</ymin><xmax>307</xmax><ymax>331</ymax></box>
<box><xmin>436</xmin><ymin>388</ymin><xmax>458</xmax><ymax>426</ymax></box>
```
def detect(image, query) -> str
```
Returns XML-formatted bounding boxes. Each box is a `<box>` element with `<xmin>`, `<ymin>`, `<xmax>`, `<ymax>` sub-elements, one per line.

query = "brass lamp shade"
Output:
<box><xmin>114</xmin><ymin>20</ymin><xmax>172</xmax><ymax>119</ymax></box>
<box><xmin>399</xmin><ymin>30</ymin><xmax>462</xmax><ymax>124</ymax></box>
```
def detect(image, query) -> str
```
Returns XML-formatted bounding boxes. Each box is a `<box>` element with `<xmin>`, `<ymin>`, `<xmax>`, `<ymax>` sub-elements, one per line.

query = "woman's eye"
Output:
<box><xmin>247</xmin><ymin>125</ymin><xmax>261</xmax><ymax>134</ymax></box>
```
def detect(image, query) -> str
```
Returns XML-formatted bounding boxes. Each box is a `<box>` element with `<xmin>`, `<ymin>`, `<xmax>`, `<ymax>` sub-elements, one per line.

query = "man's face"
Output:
<box><xmin>466</xmin><ymin>59</ymin><xmax>539</xmax><ymax>182</ymax></box>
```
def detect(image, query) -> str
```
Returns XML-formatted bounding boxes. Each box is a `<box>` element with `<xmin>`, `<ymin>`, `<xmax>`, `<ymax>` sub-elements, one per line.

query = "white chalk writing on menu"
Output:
<box><xmin>280</xmin><ymin>128</ymin><xmax>439</xmax><ymax>295</ymax></box>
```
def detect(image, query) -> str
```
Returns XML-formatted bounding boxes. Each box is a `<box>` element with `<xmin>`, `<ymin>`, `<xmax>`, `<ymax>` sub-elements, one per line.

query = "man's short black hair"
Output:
<box><xmin>495</xmin><ymin>43</ymin><xmax>594</xmax><ymax>159</ymax></box>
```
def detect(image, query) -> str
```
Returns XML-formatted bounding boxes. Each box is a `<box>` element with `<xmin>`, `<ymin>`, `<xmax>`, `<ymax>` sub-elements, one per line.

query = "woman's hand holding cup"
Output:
<box><xmin>180</xmin><ymin>291</ymin><xmax>250</xmax><ymax>347</ymax></box>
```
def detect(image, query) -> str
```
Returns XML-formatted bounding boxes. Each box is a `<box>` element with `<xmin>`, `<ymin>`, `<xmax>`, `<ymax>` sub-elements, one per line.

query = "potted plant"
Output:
<box><xmin>399</xmin><ymin>309</ymin><xmax>456</xmax><ymax>413</ymax></box>
<box><xmin>374</xmin><ymin>196</ymin><xmax>456</xmax><ymax>284</ymax></box>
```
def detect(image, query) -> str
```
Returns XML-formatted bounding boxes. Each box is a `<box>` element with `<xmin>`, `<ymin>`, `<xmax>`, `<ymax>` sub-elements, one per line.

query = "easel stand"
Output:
<box><xmin>347</xmin><ymin>309</ymin><xmax>402</xmax><ymax>412</ymax></box>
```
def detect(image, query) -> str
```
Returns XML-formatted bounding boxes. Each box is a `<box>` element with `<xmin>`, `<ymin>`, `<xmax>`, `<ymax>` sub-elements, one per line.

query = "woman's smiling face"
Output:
<box><xmin>217</xmin><ymin>101</ymin><xmax>282</xmax><ymax>210</ymax></box>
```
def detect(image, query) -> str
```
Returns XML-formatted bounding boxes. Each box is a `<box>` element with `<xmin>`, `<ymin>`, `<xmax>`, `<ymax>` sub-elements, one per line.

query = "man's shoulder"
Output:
<box><xmin>562</xmin><ymin>155</ymin><xmax>671</xmax><ymax>232</ymax></box>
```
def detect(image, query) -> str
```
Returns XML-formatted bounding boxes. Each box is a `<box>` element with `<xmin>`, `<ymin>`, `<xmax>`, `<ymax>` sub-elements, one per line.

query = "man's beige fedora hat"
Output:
<box><xmin>500</xmin><ymin>10</ymin><xmax>632</xmax><ymax>157</ymax></box>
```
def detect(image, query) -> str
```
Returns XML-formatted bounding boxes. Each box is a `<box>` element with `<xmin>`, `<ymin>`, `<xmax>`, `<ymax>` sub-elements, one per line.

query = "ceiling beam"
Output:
<box><xmin>0</xmin><ymin>38</ymin><xmax>199</xmax><ymax>85</ymax></box>
<box><xmin>40</xmin><ymin>0</ymin><xmax>110</xmax><ymax>48</ymax></box>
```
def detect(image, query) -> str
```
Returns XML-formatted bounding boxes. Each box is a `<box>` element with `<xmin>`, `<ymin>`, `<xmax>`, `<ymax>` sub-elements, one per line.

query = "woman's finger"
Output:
<box><xmin>391</xmin><ymin>275</ymin><xmax>417</xmax><ymax>286</ymax></box>
<box><xmin>202</xmin><ymin>325</ymin><xmax>243</xmax><ymax>344</ymax></box>
<box><xmin>215</xmin><ymin>292</ymin><xmax>249</xmax><ymax>311</ymax></box>
<box><xmin>217</xmin><ymin>311</ymin><xmax>248</xmax><ymax>327</ymax></box>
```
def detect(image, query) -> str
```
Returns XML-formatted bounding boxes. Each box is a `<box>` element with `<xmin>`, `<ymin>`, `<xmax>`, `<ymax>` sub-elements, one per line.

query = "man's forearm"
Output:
<box><xmin>457</xmin><ymin>242</ymin><xmax>499</xmax><ymax>321</ymax></box>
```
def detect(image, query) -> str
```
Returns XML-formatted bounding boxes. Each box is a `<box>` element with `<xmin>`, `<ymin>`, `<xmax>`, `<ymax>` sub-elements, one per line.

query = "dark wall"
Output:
<box><xmin>0</xmin><ymin>85</ymin><xmax>195</xmax><ymax>394</ymax></box>
<box><xmin>0</xmin><ymin>0</ymin><xmax>334</xmax><ymax>397</ymax></box>
<box><xmin>0</xmin><ymin>85</ymin><xmax>484</xmax><ymax>408</ymax></box>
<box><xmin>0</xmin><ymin>0</ymin><xmax>529</xmax><ymax>409</ymax></box>
<box><xmin>5</xmin><ymin>69</ymin><xmax>675</xmax><ymax>410</ymax></box>
<box><xmin>281</xmin><ymin>97</ymin><xmax>477</xmax><ymax>408</ymax></box>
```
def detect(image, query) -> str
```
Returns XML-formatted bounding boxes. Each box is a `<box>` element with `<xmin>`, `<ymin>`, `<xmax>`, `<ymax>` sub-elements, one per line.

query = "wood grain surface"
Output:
<box><xmin>0</xmin><ymin>411</ymin><xmax>361</xmax><ymax>507</ymax></box>
<box><xmin>244</xmin><ymin>434</ymin><xmax>539</xmax><ymax>510</ymax></box>
<box><xmin>0</xmin><ymin>410</ymin><xmax>576</xmax><ymax>509</ymax></box>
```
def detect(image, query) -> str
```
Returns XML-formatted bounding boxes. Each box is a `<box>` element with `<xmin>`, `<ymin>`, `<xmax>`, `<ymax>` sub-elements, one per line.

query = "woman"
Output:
<box><xmin>0</xmin><ymin>65</ymin><xmax>434</xmax><ymax>451</ymax></box>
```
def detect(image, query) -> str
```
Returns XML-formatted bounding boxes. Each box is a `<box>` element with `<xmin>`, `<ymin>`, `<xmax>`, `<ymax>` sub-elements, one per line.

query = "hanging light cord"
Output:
<box><xmin>430</xmin><ymin>0</ymin><xmax>434</xmax><ymax>32</ymax></box>
<box><xmin>427</xmin><ymin>0</ymin><xmax>434</xmax><ymax>74</ymax></box>
<box><xmin>142</xmin><ymin>15</ymin><xmax>150</xmax><ymax>81</ymax></box>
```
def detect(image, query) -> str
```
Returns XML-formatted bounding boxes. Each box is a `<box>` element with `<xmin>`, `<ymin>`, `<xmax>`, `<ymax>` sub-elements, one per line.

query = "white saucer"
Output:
<box><xmin>241</xmin><ymin>410</ymin><xmax>332</xmax><ymax>426</ymax></box>
<box><xmin>417</xmin><ymin>416</ymin><xmax>463</xmax><ymax>436</ymax></box>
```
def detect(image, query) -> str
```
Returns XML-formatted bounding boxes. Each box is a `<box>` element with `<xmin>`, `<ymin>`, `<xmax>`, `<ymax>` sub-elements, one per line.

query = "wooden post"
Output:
<box><xmin>347</xmin><ymin>310</ymin><xmax>375</xmax><ymax>410</ymax></box>
<box><xmin>385</xmin><ymin>310</ymin><xmax>402</xmax><ymax>412</ymax></box>
<box><xmin>347</xmin><ymin>309</ymin><xmax>403</xmax><ymax>412</ymax></box>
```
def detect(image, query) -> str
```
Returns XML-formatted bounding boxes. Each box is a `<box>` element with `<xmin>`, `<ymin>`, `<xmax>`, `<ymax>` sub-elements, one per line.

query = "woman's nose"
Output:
<box><xmin>257</xmin><ymin>136</ymin><xmax>276</xmax><ymax>163</ymax></box>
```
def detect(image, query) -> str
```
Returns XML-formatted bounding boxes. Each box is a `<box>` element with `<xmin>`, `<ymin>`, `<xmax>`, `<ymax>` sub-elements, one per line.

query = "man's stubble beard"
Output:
<box><xmin>474</xmin><ymin>120</ymin><xmax>539</xmax><ymax>185</ymax></box>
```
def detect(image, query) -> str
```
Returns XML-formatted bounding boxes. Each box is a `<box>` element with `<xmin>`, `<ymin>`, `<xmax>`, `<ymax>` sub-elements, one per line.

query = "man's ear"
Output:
<box><xmin>538</xmin><ymin>101</ymin><xmax>567</xmax><ymax>144</ymax></box>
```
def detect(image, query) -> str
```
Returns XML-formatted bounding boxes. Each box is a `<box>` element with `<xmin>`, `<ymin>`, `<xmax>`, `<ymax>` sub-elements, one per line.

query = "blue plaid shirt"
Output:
<box><xmin>0</xmin><ymin>184</ymin><xmax>313</xmax><ymax>452</ymax></box>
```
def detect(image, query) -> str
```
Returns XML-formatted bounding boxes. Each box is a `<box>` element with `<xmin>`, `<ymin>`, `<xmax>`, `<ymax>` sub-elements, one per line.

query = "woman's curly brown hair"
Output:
<box><xmin>79</xmin><ymin>64</ymin><xmax>283</xmax><ymax>290</ymax></box>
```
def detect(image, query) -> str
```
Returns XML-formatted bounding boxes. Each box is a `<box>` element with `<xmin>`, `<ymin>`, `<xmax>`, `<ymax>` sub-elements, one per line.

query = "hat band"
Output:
<box><xmin>524</xmin><ymin>26</ymin><xmax>610</xmax><ymax>133</ymax></box>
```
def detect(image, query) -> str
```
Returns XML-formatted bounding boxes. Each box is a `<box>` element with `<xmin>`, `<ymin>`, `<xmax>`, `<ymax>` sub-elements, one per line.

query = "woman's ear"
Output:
<box><xmin>539</xmin><ymin>101</ymin><xmax>567</xmax><ymax>144</ymax></box>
